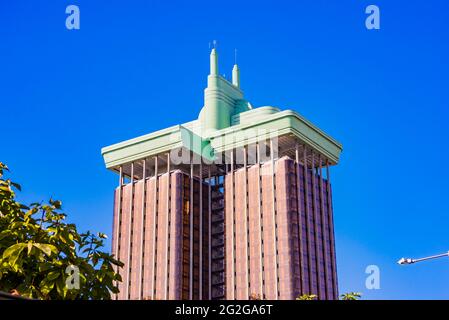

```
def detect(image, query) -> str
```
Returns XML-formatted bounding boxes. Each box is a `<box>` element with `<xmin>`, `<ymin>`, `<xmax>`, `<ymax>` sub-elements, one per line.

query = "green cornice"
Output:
<box><xmin>101</xmin><ymin>125</ymin><xmax>183</xmax><ymax>168</ymax></box>
<box><xmin>208</xmin><ymin>109</ymin><xmax>342</xmax><ymax>164</ymax></box>
<box><xmin>102</xmin><ymin>108</ymin><xmax>342</xmax><ymax>168</ymax></box>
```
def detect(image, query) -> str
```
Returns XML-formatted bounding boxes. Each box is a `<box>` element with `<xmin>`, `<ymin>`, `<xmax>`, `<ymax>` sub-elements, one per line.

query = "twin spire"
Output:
<box><xmin>200</xmin><ymin>45</ymin><xmax>247</xmax><ymax>132</ymax></box>
<box><xmin>210</xmin><ymin>48</ymin><xmax>218</xmax><ymax>75</ymax></box>
<box><xmin>209</xmin><ymin>48</ymin><xmax>240</xmax><ymax>89</ymax></box>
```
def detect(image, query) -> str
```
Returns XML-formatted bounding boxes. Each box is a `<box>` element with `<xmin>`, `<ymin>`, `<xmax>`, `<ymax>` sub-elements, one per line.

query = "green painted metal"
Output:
<box><xmin>101</xmin><ymin>48</ymin><xmax>343</xmax><ymax>169</ymax></box>
<box><xmin>232</xmin><ymin>64</ymin><xmax>240</xmax><ymax>88</ymax></box>
<box><xmin>208</xmin><ymin>109</ymin><xmax>342</xmax><ymax>164</ymax></box>
<box><xmin>180</xmin><ymin>126</ymin><xmax>215</xmax><ymax>162</ymax></box>
<box><xmin>101</xmin><ymin>124</ymin><xmax>183</xmax><ymax>168</ymax></box>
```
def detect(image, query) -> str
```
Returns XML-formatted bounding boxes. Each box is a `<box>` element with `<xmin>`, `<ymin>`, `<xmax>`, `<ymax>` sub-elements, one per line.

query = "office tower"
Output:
<box><xmin>101</xmin><ymin>48</ymin><xmax>342</xmax><ymax>300</ymax></box>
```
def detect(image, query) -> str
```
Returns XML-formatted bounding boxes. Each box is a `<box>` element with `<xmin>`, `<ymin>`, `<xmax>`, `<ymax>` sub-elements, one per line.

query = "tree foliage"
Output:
<box><xmin>296</xmin><ymin>294</ymin><xmax>318</xmax><ymax>300</ymax></box>
<box><xmin>0</xmin><ymin>162</ymin><xmax>123</xmax><ymax>299</ymax></box>
<box><xmin>249</xmin><ymin>293</ymin><xmax>262</xmax><ymax>300</ymax></box>
<box><xmin>340</xmin><ymin>292</ymin><xmax>362</xmax><ymax>300</ymax></box>
<box><xmin>296</xmin><ymin>292</ymin><xmax>363</xmax><ymax>300</ymax></box>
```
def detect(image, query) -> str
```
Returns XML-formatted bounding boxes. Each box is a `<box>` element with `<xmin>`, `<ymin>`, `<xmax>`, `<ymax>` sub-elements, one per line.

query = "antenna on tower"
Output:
<box><xmin>209</xmin><ymin>40</ymin><xmax>218</xmax><ymax>50</ymax></box>
<box><xmin>234</xmin><ymin>49</ymin><xmax>238</xmax><ymax>65</ymax></box>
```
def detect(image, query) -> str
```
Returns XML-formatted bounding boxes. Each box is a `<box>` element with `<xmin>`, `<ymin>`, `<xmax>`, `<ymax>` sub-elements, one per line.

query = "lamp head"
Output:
<box><xmin>397</xmin><ymin>258</ymin><xmax>414</xmax><ymax>265</ymax></box>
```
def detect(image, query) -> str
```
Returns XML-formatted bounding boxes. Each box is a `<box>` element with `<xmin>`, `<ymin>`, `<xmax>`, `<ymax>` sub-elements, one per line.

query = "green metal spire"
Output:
<box><xmin>210</xmin><ymin>48</ymin><xmax>218</xmax><ymax>75</ymax></box>
<box><xmin>101</xmin><ymin>47</ymin><xmax>343</xmax><ymax>171</ymax></box>
<box><xmin>232</xmin><ymin>64</ymin><xmax>240</xmax><ymax>88</ymax></box>
<box><xmin>198</xmin><ymin>48</ymin><xmax>247</xmax><ymax>134</ymax></box>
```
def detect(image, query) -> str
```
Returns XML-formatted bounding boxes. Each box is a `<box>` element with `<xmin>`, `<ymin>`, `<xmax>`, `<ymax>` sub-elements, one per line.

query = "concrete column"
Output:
<box><xmin>114</xmin><ymin>166</ymin><xmax>123</xmax><ymax>300</ymax></box>
<box><xmin>318</xmin><ymin>155</ymin><xmax>330</xmax><ymax>300</ymax></box>
<box><xmin>189</xmin><ymin>157</ymin><xmax>194</xmax><ymax>299</ymax></box>
<box><xmin>165</xmin><ymin>153</ymin><xmax>171</xmax><ymax>299</ymax></box>
<box><xmin>326</xmin><ymin>162</ymin><xmax>338</xmax><ymax>299</ymax></box>
<box><xmin>230</xmin><ymin>149</ymin><xmax>235</xmax><ymax>299</ymax></box>
<box><xmin>303</xmin><ymin>148</ymin><xmax>314</xmax><ymax>294</ymax></box>
<box><xmin>243</xmin><ymin>146</ymin><xmax>249</xmax><ymax>299</ymax></box>
<box><xmin>125</xmin><ymin>162</ymin><xmax>135</xmax><ymax>299</ymax></box>
<box><xmin>270</xmin><ymin>139</ymin><xmax>279</xmax><ymax>299</ymax></box>
<box><xmin>150</xmin><ymin>156</ymin><xmax>158</xmax><ymax>299</ymax></box>
<box><xmin>199</xmin><ymin>161</ymin><xmax>203</xmax><ymax>300</ymax></box>
<box><xmin>208</xmin><ymin>166</ymin><xmax>212</xmax><ymax>300</ymax></box>
<box><xmin>138</xmin><ymin>159</ymin><xmax>146</xmax><ymax>299</ymax></box>
<box><xmin>295</xmin><ymin>144</ymin><xmax>304</xmax><ymax>294</ymax></box>
<box><xmin>311</xmin><ymin>152</ymin><xmax>323</xmax><ymax>299</ymax></box>
<box><xmin>257</xmin><ymin>143</ymin><xmax>264</xmax><ymax>298</ymax></box>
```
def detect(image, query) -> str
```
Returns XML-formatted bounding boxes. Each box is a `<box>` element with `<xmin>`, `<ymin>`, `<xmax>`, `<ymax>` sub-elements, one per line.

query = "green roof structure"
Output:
<box><xmin>101</xmin><ymin>49</ymin><xmax>342</xmax><ymax>176</ymax></box>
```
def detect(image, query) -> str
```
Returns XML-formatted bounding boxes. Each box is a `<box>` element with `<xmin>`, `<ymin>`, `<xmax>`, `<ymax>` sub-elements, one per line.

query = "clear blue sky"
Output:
<box><xmin>1</xmin><ymin>0</ymin><xmax>449</xmax><ymax>299</ymax></box>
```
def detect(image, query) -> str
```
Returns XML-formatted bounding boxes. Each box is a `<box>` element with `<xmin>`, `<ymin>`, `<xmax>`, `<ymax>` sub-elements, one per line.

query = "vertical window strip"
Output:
<box><xmin>126</xmin><ymin>162</ymin><xmax>135</xmax><ymax>299</ymax></box>
<box><xmin>318</xmin><ymin>157</ymin><xmax>330</xmax><ymax>299</ymax></box>
<box><xmin>115</xmin><ymin>166</ymin><xmax>123</xmax><ymax>300</ymax></box>
<box><xmin>303</xmin><ymin>148</ymin><xmax>313</xmax><ymax>295</ymax></box>
<box><xmin>139</xmin><ymin>159</ymin><xmax>147</xmax><ymax>299</ymax></box>
<box><xmin>295</xmin><ymin>144</ymin><xmax>304</xmax><ymax>296</ymax></box>
<box><xmin>310</xmin><ymin>153</ymin><xmax>323</xmax><ymax>299</ymax></box>
<box><xmin>270</xmin><ymin>139</ymin><xmax>280</xmax><ymax>299</ymax></box>
<box><xmin>166</xmin><ymin>153</ymin><xmax>171</xmax><ymax>299</ymax></box>
<box><xmin>152</xmin><ymin>156</ymin><xmax>159</xmax><ymax>299</ymax></box>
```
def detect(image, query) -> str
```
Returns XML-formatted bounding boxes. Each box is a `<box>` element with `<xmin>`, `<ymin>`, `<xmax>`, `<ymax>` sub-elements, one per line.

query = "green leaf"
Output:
<box><xmin>56</xmin><ymin>278</ymin><xmax>65</xmax><ymax>298</ymax></box>
<box><xmin>39</xmin><ymin>278</ymin><xmax>56</xmax><ymax>296</ymax></box>
<box><xmin>38</xmin><ymin>262</ymin><xmax>53</xmax><ymax>273</ymax></box>
<box><xmin>53</xmin><ymin>200</ymin><xmax>62</xmax><ymax>209</ymax></box>
<box><xmin>0</xmin><ymin>230</ymin><xmax>11</xmax><ymax>241</ymax></box>
<box><xmin>3</xmin><ymin>243</ymin><xmax>26</xmax><ymax>269</ymax></box>
<box><xmin>33</xmin><ymin>243</ymin><xmax>58</xmax><ymax>257</ymax></box>
<box><xmin>10</xmin><ymin>182</ymin><xmax>21</xmax><ymax>191</ymax></box>
<box><xmin>98</xmin><ymin>232</ymin><xmax>108</xmax><ymax>239</ymax></box>
<box><xmin>27</xmin><ymin>241</ymin><xmax>33</xmax><ymax>255</ymax></box>
<box><xmin>0</xmin><ymin>186</ymin><xmax>11</xmax><ymax>192</ymax></box>
<box><xmin>3</xmin><ymin>243</ymin><xmax>26</xmax><ymax>259</ymax></box>
<box><xmin>47</xmin><ymin>270</ymin><xmax>60</xmax><ymax>281</ymax></box>
<box><xmin>24</xmin><ymin>207</ymin><xmax>38</xmax><ymax>219</ymax></box>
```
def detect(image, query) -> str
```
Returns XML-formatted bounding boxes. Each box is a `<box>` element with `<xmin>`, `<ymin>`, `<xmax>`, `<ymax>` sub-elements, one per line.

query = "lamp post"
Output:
<box><xmin>397</xmin><ymin>251</ymin><xmax>449</xmax><ymax>265</ymax></box>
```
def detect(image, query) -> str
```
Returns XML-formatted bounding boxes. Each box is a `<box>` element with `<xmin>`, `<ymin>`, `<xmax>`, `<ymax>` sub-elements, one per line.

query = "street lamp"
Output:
<box><xmin>397</xmin><ymin>251</ymin><xmax>449</xmax><ymax>265</ymax></box>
